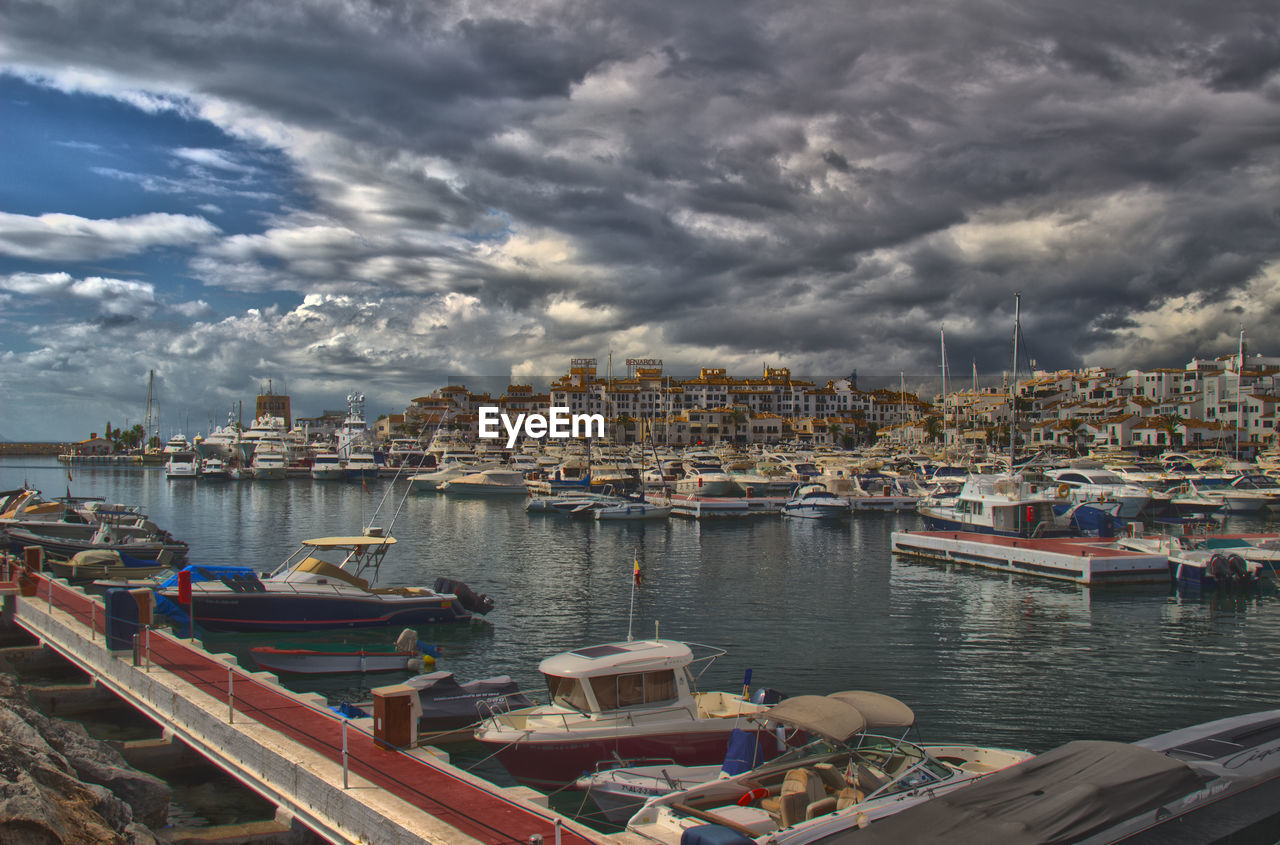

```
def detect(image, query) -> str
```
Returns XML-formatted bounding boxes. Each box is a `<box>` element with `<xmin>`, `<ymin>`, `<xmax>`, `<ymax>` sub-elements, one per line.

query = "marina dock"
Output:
<box><xmin>0</xmin><ymin>557</ymin><xmax>617</xmax><ymax>845</ymax></box>
<box><xmin>890</xmin><ymin>531</ymin><xmax>1170</xmax><ymax>585</ymax></box>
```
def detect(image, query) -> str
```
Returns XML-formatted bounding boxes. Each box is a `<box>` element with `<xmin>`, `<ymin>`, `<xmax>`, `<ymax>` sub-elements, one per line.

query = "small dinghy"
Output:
<box><xmin>250</xmin><ymin>628</ymin><xmax>439</xmax><ymax>675</ymax></box>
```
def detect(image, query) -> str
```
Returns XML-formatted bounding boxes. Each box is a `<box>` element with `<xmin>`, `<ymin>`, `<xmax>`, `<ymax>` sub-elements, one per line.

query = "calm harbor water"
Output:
<box><xmin>6</xmin><ymin>457</ymin><xmax>1280</xmax><ymax>795</ymax></box>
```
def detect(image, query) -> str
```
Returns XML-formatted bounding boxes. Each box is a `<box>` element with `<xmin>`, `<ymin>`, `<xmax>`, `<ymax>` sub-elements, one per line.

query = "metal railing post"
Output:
<box><xmin>90</xmin><ymin>603</ymin><xmax>96</xmax><ymax>641</ymax></box>
<box><xmin>342</xmin><ymin>720</ymin><xmax>349</xmax><ymax>789</ymax></box>
<box><xmin>555</xmin><ymin>818</ymin><xmax>562</xmax><ymax>845</ymax></box>
<box><xmin>228</xmin><ymin>667</ymin><xmax>234</xmax><ymax>724</ymax></box>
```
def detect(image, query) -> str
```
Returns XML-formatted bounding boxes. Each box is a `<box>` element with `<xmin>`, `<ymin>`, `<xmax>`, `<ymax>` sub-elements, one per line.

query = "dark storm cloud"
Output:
<box><xmin>2</xmin><ymin>0</ymin><xmax>1280</xmax><ymax>430</ymax></box>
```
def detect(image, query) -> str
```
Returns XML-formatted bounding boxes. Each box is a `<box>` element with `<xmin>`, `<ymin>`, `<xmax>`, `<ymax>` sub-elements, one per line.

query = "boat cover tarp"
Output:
<box><xmin>827</xmin><ymin>691</ymin><xmax>915</xmax><ymax>730</ymax></box>
<box><xmin>813</xmin><ymin>740</ymin><xmax>1209</xmax><ymax>845</ymax></box>
<box><xmin>68</xmin><ymin>549</ymin><xmax>157</xmax><ymax>569</ymax></box>
<box><xmin>762</xmin><ymin>695</ymin><xmax>867</xmax><ymax>742</ymax></box>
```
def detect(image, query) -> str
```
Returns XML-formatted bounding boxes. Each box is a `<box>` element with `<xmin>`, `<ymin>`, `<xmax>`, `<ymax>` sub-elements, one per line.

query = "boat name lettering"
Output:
<box><xmin>477</xmin><ymin>406</ymin><xmax>605</xmax><ymax>448</ymax></box>
<box><xmin>1223</xmin><ymin>742</ymin><xmax>1280</xmax><ymax>771</ymax></box>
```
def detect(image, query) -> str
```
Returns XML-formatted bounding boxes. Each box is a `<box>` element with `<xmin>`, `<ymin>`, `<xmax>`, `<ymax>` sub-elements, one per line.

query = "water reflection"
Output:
<box><xmin>4</xmin><ymin>458</ymin><xmax>1280</xmax><ymax>763</ymax></box>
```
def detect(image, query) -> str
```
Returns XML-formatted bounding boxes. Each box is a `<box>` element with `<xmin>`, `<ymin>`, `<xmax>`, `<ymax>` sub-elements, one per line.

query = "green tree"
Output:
<box><xmin>923</xmin><ymin>414</ymin><xmax>943</xmax><ymax>444</ymax></box>
<box><xmin>1155</xmin><ymin>414</ymin><xmax>1183</xmax><ymax>449</ymax></box>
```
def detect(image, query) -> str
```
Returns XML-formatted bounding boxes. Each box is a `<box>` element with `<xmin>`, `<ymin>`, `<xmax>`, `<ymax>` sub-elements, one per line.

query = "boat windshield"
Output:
<box><xmin>545</xmin><ymin>674</ymin><xmax>592</xmax><ymax>711</ymax></box>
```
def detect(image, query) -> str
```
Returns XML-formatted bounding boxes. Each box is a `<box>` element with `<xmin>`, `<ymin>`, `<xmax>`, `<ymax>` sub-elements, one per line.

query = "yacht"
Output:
<box><xmin>164</xmin><ymin>451</ymin><xmax>199</xmax><ymax>479</ymax></box>
<box><xmin>675</xmin><ymin>465</ymin><xmax>740</xmax><ymax>497</ymax></box>
<box><xmin>438</xmin><ymin>469</ymin><xmax>528</xmax><ymax>495</ymax></box>
<box><xmin>343</xmin><ymin>447</ymin><xmax>380</xmax><ymax>483</ymax></box>
<box><xmin>249</xmin><ymin>435</ymin><xmax>288</xmax><ymax>480</ymax></box>
<box><xmin>1043</xmin><ymin>467</ymin><xmax>1153</xmax><ymax>519</ymax></box>
<box><xmin>198</xmin><ymin>457</ymin><xmax>230</xmax><ymax>480</ymax></box>
<box><xmin>310</xmin><ymin>452</ymin><xmax>346</xmax><ymax>481</ymax></box>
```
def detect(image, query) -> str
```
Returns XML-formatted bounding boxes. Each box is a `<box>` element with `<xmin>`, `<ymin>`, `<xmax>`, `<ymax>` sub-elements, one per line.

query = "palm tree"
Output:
<box><xmin>923</xmin><ymin>415</ymin><xmax>943</xmax><ymax>444</ymax></box>
<box><xmin>1063</xmin><ymin>417</ymin><xmax>1086</xmax><ymax>455</ymax></box>
<box><xmin>613</xmin><ymin>414</ymin><xmax>634</xmax><ymax>443</ymax></box>
<box><xmin>1155</xmin><ymin>414</ymin><xmax>1183</xmax><ymax>449</ymax></box>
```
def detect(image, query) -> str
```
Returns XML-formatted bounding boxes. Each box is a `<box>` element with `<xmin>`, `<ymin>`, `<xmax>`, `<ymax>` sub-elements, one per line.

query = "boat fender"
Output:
<box><xmin>737</xmin><ymin>786</ymin><xmax>769</xmax><ymax>806</ymax></box>
<box><xmin>1056</xmin><ymin>484</ymin><xmax>1070</xmax><ymax>499</ymax></box>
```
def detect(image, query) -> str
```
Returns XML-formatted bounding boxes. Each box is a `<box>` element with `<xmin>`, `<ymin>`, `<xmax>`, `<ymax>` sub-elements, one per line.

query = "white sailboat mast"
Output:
<box><xmin>1009</xmin><ymin>292</ymin><xmax>1021</xmax><ymax>466</ymax></box>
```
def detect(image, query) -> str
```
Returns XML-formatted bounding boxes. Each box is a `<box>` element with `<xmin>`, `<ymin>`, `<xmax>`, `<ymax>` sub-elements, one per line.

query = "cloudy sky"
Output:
<box><xmin>2</xmin><ymin>0</ymin><xmax>1279</xmax><ymax>441</ymax></box>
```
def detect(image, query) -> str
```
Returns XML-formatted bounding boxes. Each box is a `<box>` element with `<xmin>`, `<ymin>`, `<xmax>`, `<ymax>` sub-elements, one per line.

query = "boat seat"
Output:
<box><xmin>763</xmin><ymin>768</ymin><xmax>826</xmax><ymax>828</ymax></box>
<box><xmin>812</xmin><ymin>762</ymin><xmax>848</xmax><ymax>792</ymax></box>
<box><xmin>219</xmin><ymin>575</ymin><xmax>248</xmax><ymax>593</ymax></box>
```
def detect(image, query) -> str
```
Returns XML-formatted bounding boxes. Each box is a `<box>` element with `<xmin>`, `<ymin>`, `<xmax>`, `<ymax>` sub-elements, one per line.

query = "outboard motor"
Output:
<box><xmin>751</xmin><ymin>687</ymin><xmax>787</xmax><ymax>706</ymax></box>
<box><xmin>434</xmin><ymin>577</ymin><xmax>495</xmax><ymax>614</ymax></box>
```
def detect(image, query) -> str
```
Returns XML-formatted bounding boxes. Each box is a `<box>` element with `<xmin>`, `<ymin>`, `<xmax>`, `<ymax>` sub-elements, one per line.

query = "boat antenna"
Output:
<box><xmin>627</xmin><ymin>548</ymin><xmax>642</xmax><ymax>642</ymax></box>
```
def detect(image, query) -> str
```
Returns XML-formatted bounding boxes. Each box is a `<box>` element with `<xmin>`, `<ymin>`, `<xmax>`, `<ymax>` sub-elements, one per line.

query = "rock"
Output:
<box><xmin>50</xmin><ymin>721</ymin><xmax>171</xmax><ymax>828</ymax></box>
<box><xmin>0</xmin><ymin>670</ymin><xmax>169</xmax><ymax>842</ymax></box>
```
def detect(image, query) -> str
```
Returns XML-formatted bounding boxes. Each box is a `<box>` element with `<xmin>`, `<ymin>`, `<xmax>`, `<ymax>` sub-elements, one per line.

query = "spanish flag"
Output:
<box><xmin>633</xmin><ymin>555</ymin><xmax>642</xmax><ymax>586</ymax></box>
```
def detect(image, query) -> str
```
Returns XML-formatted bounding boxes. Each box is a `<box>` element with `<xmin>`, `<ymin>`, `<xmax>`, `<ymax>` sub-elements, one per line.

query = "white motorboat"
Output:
<box><xmin>164</xmin><ymin>451</ymin><xmax>199</xmax><ymax>479</ymax></box>
<box><xmin>1043</xmin><ymin>467</ymin><xmax>1152</xmax><ymax>519</ymax></box>
<box><xmin>1186</xmin><ymin>479</ymin><xmax>1271</xmax><ymax>514</ymax></box>
<box><xmin>816</xmin><ymin>709</ymin><xmax>1280</xmax><ymax>844</ymax></box>
<box><xmin>594</xmin><ymin>498</ymin><xmax>673</xmax><ymax>520</ymax></box>
<box><xmin>408</xmin><ymin>458</ymin><xmax>493</xmax><ymax>492</ymax></box>
<box><xmin>249</xmin><ymin>433</ymin><xmax>288</xmax><ymax>480</ymax></box>
<box><xmin>624</xmin><ymin>691</ymin><xmax>1033</xmax><ymax>844</ymax></box>
<box><xmin>439</xmin><ymin>469</ymin><xmax>528</xmax><ymax>495</ymax></box>
<box><xmin>781</xmin><ymin>484</ymin><xmax>849</xmax><ymax>519</ymax></box>
<box><xmin>473</xmin><ymin>639</ymin><xmax>774</xmax><ymax>789</ymax></box>
<box><xmin>343</xmin><ymin>447</ymin><xmax>380</xmax><ymax>482</ymax></box>
<box><xmin>199</xmin><ymin>457</ymin><xmax>229</xmax><ymax>480</ymax></box>
<box><xmin>676</xmin><ymin>466</ymin><xmax>741</xmax><ymax>497</ymax></box>
<box><xmin>310</xmin><ymin>452</ymin><xmax>346</xmax><ymax>481</ymax></box>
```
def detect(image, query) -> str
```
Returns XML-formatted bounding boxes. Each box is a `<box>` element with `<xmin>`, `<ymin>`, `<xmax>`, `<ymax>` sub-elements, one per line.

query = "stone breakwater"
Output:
<box><xmin>0</xmin><ymin>669</ymin><xmax>169</xmax><ymax>844</ymax></box>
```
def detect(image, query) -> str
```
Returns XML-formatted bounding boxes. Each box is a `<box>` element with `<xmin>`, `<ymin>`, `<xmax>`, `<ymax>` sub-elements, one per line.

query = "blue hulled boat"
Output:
<box><xmin>154</xmin><ymin>534</ymin><xmax>492</xmax><ymax>632</ymax></box>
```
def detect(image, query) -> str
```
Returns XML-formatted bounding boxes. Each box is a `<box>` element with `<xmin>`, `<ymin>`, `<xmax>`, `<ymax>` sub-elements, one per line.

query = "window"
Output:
<box><xmin>589</xmin><ymin>671</ymin><xmax>678</xmax><ymax>711</ymax></box>
<box><xmin>546</xmin><ymin>675</ymin><xmax>591</xmax><ymax>711</ymax></box>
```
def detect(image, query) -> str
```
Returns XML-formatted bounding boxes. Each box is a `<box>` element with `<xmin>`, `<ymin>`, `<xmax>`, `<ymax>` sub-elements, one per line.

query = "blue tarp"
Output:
<box><xmin>153</xmin><ymin>564</ymin><xmax>258</xmax><ymax>624</ymax></box>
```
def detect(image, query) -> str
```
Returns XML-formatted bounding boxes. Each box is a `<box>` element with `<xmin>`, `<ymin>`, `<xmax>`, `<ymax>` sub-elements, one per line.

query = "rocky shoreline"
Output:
<box><xmin>0</xmin><ymin>670</ymin><xmax>169</xmax><ymax>844</ymax></box>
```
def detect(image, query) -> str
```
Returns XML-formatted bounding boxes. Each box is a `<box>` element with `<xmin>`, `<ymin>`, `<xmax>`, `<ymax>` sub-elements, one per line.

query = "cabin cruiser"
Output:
<box><xmin>623</xmin><ymin>692</ymin><xmax>1033</xmax><ymax>844</ymax></box>
<box><xmin>917</xmin><ymin>474</ymin><xmax>1072</xmax><ymax>538</ymax></box>
<box><xmin>164</xmin><ymin>451</ymin><xmax>199</xmax><ymax>479</ymax></box>
<box><xmin>781</xmin><ymin>485</ymin><xmax>850</xmax><ymax>519</ymax></box>
<box><xmin>343</xmin><ymin>447</ymin><xmax>380</xmax><ymax>482</ymax></box>
<box><xmin>1185</xmin><ymin>478</ymin><xmax>1272</xmax><ymax>514</ymax></box>
<box><xmin>199</xmin><ymin>457</ymin><xmax>230</xmax><ymax>480</ymax></box>
<box><xmin>676</xmin><ymin>466</ymin><xmax>741</xmax><ymax>497</ymax></box>
<box><xmin>310</xmin><ymin>452</ymin><xmax>345</xmax><ymax>481</ymax></box>
<box><xmin>812</xmin><ymin>708</ymin><xmax>1280</xmax><ymax>844</ymax></box>
<box><xmin>438</xmin><ymin>468</ymin><xmax>528</xmax><ymax>495</ymax></box>
<box><xmin>154</xmin><ymin>534</ymin><xmax>492</xmax><ymax>632</ymax></box>
<box><xmin>473</xmin><ymin>639</ymin><xmax>774</xmax><ymax>789</ymax></box>
<box><xmin>1042</xmin><ymin>468</ymin><xmax>1152</xmax><ymax>519</ymax></box>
